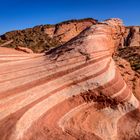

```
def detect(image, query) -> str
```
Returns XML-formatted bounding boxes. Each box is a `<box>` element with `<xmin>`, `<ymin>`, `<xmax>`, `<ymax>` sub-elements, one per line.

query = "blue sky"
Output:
<box><xmin>0</xmin><ymin>0</ymin><xmax>139</xmax><ymax>35</ymax></box>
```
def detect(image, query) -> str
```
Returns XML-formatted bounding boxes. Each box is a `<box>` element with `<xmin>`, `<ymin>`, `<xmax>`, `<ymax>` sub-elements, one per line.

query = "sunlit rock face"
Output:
<box><xmin>0</xmin><ymin>18</ymin><xmax>140</xmax><ymax>140</ymax></box>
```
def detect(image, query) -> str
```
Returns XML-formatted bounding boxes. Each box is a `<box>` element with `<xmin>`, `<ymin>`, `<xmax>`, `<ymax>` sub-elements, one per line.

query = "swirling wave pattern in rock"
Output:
<box><xmin>0</xmin><ymin>19</ymin><xmax>140</xmax><ymax>140</ymax></box>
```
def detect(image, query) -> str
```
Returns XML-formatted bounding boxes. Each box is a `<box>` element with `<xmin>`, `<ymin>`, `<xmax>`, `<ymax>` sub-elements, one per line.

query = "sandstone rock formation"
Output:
<box><xmin>0</xmin><ymin>18</ymin><xmax>140</xmax><ymax>140</ymax></box>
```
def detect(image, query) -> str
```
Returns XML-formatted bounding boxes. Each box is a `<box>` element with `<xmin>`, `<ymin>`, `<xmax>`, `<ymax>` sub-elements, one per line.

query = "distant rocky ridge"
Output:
<box><xmin>0</xmin><ymin>18</ymin><xmax>97</xmax><ymax>52</ymax></box>
<box><xmin>0</xmin><ymin>18</ymin><xmax>139</xmax><ymax>52</ymax></box>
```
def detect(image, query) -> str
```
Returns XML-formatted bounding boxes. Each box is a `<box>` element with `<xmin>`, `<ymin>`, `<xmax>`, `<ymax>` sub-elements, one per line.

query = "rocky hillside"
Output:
<box><xmin>0</xmin><ymin>18</ymin><xmax>97</xmax><ymax>53</ymax></box>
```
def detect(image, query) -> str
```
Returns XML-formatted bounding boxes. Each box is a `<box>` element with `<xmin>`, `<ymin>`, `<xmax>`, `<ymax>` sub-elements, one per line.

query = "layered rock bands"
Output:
<box><xmin>0</xmin><ymin>19</ymin><xmax>140</xmax><ymax>140</ymax></box>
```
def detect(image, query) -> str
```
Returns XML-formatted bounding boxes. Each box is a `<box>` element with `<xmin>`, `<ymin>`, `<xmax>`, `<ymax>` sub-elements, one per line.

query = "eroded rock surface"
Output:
<box><xmin>0</xmin><ymin>18</ymin><xmax>140</xmax><ymax>140</ymax></box>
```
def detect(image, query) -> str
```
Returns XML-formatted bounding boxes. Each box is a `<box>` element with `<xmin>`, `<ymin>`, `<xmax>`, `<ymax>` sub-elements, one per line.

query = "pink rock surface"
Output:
<box><xmin>0</xmin><ymin>19</ymin><xmax>139</xmax><ymax>140</ymax></box>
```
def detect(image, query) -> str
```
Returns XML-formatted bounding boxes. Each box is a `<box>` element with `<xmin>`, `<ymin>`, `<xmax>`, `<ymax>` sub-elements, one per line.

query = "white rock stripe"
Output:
<box><xmin>111</xmin><ymin>82</ymin><xmax>126</xmax><ymax>98</ymax></box>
